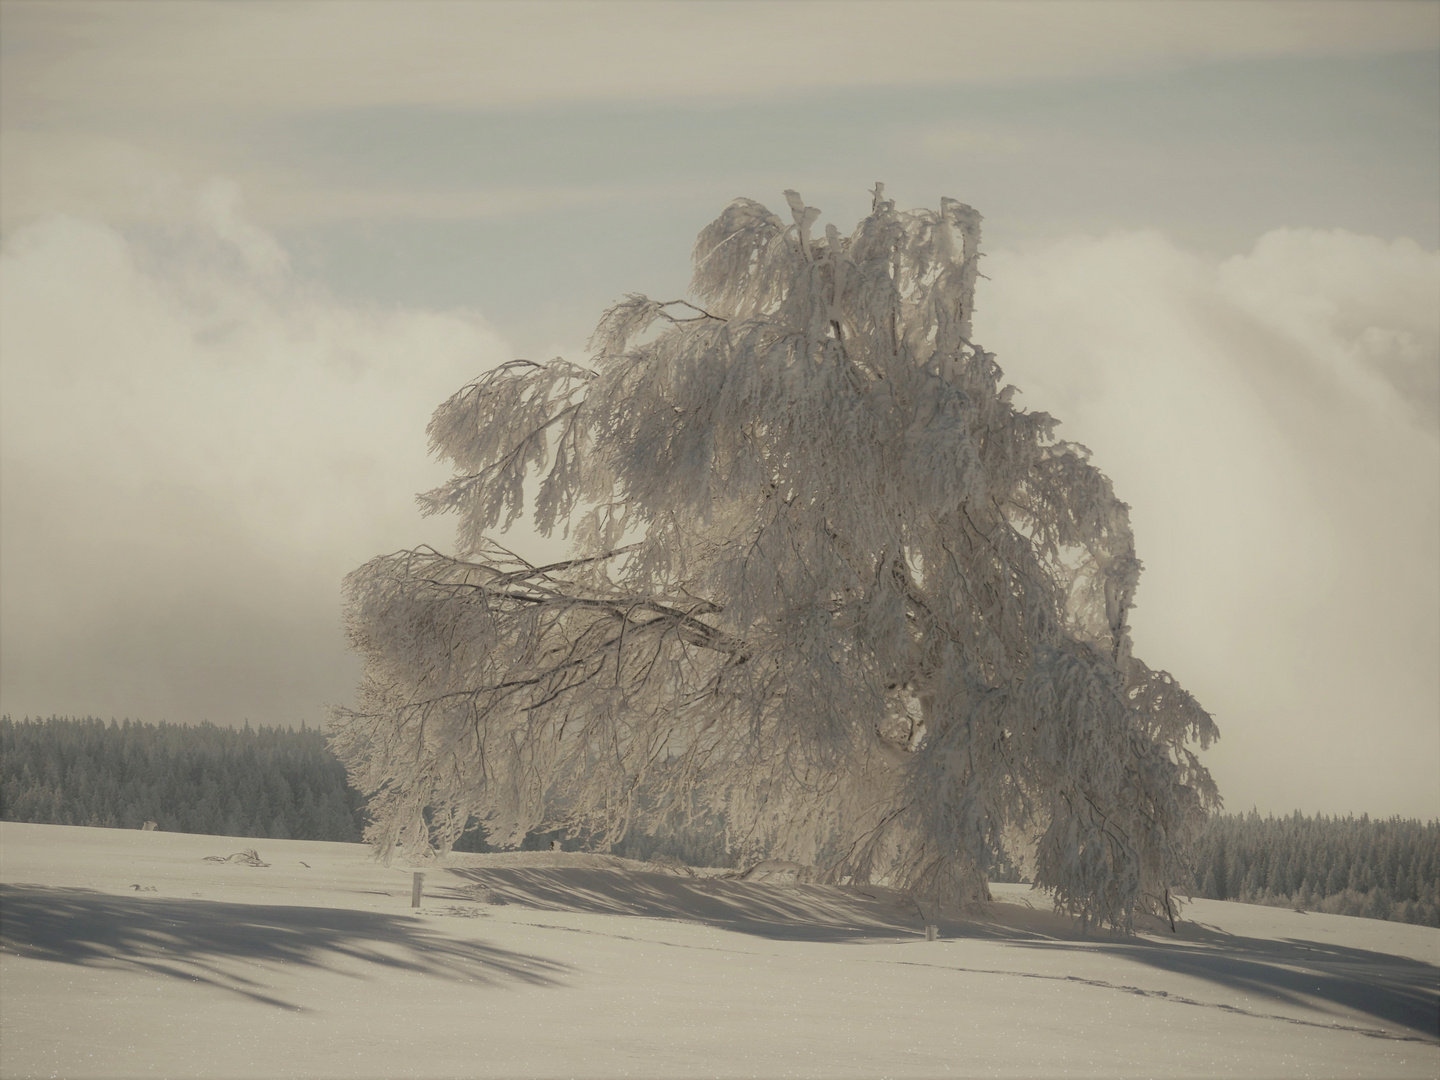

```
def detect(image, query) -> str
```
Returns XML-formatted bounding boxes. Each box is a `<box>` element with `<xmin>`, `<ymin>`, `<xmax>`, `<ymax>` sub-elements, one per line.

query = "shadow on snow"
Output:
<box><xmin>441</xmin><ymin>866</ymin><xmax>1439</xmax><ymax>1039</ymax></box>
<box><xmin>442</xmin><ymin>865</ymin><xmax>923</xmax><ymax>943</ymax></box>
<box><xmin>1049</xmin><ymin>924</ymin><xmax>1440</xmax><ymax>1040</ymax></box>
<box><xmin>0</xmin><ymin>884</ymin><xmax>569</xmax><ymax>1010</ymax></box>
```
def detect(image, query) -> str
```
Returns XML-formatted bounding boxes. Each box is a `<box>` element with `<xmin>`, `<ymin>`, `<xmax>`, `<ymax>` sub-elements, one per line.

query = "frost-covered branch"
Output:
<box><xmin>331</xmin><ymin>187</ymin><xmax>1220</xmax><ymax>931</ymax></box>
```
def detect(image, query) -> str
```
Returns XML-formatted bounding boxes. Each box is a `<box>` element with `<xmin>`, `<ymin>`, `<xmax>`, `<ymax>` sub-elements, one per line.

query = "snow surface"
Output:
<box><xmin>1</xmin><ymin>822</ymin><xmax>1435</xmax><ymax>1079</ymax></box>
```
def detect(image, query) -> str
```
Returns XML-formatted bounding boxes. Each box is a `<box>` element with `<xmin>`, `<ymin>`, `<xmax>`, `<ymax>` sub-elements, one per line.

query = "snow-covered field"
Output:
<box><xmin>1</xmin><ymin>822</ymin><xmax>1435</xmax><ymax>1079</ymax></box>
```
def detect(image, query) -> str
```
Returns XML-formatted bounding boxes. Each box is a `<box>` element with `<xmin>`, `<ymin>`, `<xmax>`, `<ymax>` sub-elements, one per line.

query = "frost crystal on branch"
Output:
<box><xmin>331</xmin><ymin>186</ymin><xmax>1220</xmax><ymax>931</ymax></box>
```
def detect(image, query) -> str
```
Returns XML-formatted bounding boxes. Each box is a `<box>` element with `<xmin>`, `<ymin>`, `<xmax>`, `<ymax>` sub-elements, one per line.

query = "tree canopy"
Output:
<box><xmin>331</xmin><ymin>186</ymin><xmax>1219</xmax><ymax>930</ymax></box>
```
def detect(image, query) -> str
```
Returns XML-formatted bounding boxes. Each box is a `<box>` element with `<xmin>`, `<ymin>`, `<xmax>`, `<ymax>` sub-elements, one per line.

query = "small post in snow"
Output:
<box><xmin>925</xmin><ymin>925</ymin><xmax>939</xmax><ymax>941</ymax></box>
<box><xmin>411</xmin><ymin>872</ymin><xmax>424</xmax><ymax>908</ymax></box>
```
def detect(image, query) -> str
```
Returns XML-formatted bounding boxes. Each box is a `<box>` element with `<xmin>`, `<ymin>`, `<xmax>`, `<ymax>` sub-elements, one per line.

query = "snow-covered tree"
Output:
<box><xmin>331</xmin><ymin>186</ymin><xmax>1220</xmax><ymax>930</ymax></box>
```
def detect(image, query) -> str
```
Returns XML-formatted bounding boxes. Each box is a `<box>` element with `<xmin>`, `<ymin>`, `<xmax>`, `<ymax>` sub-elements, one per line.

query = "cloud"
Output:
<box><xmin>5</xmin><ymin>0</ymin><xmax>1434</xmax><ymax>128</ymax></box>
<box><xmin>977</xmin><ymin>228</ymin><xmax>1439</xmax><ymax>818</ymax></box>
<box><xmin>916</xmin><ymin>127</ymin><xmax>1032</xmax><ymax>161</ymax></box>
<box><xmin>0</xmin><ymin>179</ymin><xmax>516</xmax><ymax>724</ymax></box>
<box><xmin>1216</xmin><ymin>229</ymin><xmax>1440</xmax><ymax>430</ymax></box>
<box><xmin>0</xmin><ymin>127</ymin><xmax>626</xmax><ymax>230</ymax></box>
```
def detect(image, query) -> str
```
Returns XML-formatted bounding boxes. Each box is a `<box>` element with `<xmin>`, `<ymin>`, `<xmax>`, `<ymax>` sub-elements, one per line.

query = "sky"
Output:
<box><xmin>1</xmin><ymin>0</ymin><xmax>1436</xmax><ymax>820</ymax></box>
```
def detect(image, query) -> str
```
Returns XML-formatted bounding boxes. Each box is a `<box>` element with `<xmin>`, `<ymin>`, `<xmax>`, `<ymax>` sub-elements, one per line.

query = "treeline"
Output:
<box><xmin>4</xmin><ymin>717</ymin><xmax>1438</xmax><ymax>927</ymax></box>
<box><xmin>1189</xmin><ymin>810</ymin><xmax>1439</xmax><ymax>927</ymax></box>
<box><xmin>0</xmin><ymin>715</ymin><xmax>365</xmax><ymax>842</ymax></box>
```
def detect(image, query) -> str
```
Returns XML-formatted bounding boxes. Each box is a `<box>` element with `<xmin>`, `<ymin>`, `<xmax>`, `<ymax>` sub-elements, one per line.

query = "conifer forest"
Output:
<box><xmin>0</xmin><ymin>715</ymin><xmax>364</xmax><ymax>842</ymax></box>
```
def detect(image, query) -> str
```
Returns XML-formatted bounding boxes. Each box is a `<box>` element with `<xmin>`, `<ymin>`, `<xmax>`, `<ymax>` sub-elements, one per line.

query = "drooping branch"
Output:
<box><xmin>331</xmin><ymin>187</ymin><xmax>1220</xmax><ymax>932</ymax></box>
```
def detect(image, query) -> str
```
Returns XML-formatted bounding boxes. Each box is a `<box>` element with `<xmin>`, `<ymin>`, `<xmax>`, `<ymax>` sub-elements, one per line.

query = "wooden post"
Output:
<box><xmin>411</xmin><ymin>872</ymin><xmax>424</xmax><ymax>908</ymax></box>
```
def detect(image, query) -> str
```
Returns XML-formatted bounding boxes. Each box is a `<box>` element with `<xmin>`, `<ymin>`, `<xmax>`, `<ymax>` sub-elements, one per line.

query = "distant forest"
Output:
<box><xmin>1188</xmin><ymin>810</ymin><xmax>1439</xmax><ymax>927</ymax></box>
<box><xmin>2</xmin><ymin>716</ymin><xmax>1436</xmax><ymax>927</ymax></box>
<box><xmin>0</xmin><ymin>715</ymin><xmax>364</xmax><ymax>842</ymax></box>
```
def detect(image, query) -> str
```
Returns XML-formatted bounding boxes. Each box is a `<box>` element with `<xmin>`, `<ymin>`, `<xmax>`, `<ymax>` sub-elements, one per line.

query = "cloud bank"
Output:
<box><xmin>0</xmin><ymin>180</ymin><xmax>511</xmax><ymax>725</ymax></box>
<box><xmin>978</xmin><ymin>228</ymin><xmax>1439</xmax><ymax>818</ymax></box>
<box><xmin>8</xmin><ymin>0</ymin><xmax>1432</xmax><ymax>123</ymax></box>
<box><xmin>5</xmin><ymin>2</ymin><xmax>1435</xmax><ymax>244</ymax></box>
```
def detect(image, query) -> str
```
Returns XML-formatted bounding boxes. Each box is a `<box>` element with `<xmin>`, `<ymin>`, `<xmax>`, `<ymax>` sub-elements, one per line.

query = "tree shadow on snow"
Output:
<box><xmin>443</xmin><ymin>866</ymin><xmax>922</xmax><ymax>943</ymax></box>
<box><xmin>436</xmin><ymin>867</ymin><xmax>1437</xmax><ymax>1039</ymax></box>
<box><xmin>1010</xmin><ymin>923</ymin><xmax>1439</xmax><ymax>1039</ymax></box>
<box><xmin>0</xmin><ymin>884</ymin><xmax>568</xmax><ymax>1010</ymax></box>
